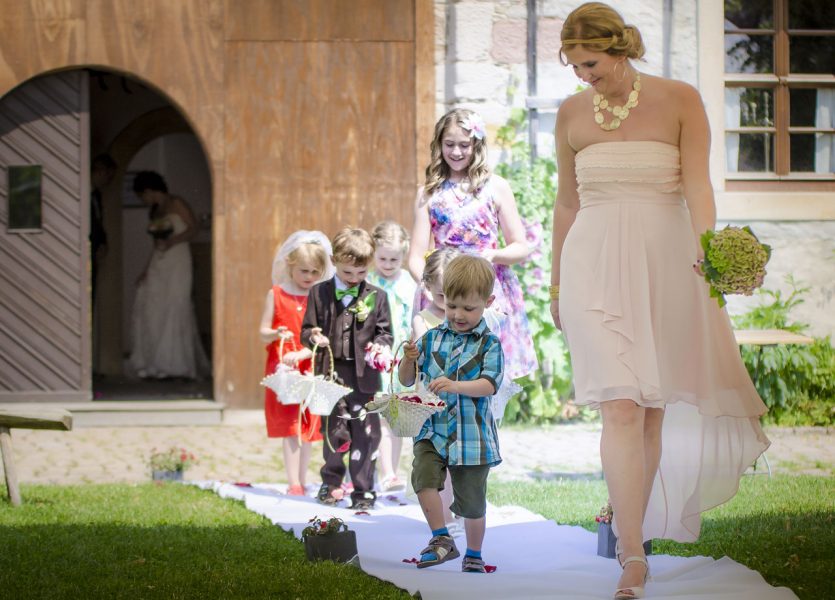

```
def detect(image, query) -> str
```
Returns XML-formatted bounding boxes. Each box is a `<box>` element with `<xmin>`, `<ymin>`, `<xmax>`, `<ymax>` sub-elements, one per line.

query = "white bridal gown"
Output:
<box><xmin>129</xmin><ymin>213</ymin><xmax>210</xmax><ymax>379</ymax></box>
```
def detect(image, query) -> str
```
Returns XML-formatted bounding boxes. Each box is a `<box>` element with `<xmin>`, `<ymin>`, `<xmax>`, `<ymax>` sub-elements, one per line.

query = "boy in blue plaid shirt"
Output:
<box><xmin>399</xmin><ymin>255</ymin><xmax>504</xmax><ymax>573</ymax></box>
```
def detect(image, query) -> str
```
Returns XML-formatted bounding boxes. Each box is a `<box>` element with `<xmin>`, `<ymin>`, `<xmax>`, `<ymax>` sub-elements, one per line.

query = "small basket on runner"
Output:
<box><xmin>365</xmin><ymin>341</ymin><xmax>446</xmax><ymax>437</ymax></box>
<box><xmin>301</xmin><ymin>343</ymin><xmax>353</xmax><ymax>417</ymax></box>
<box><xmin>260</xmin><ymin>336</ymin><xmax>308</xmax><ymax>405</ymax></box>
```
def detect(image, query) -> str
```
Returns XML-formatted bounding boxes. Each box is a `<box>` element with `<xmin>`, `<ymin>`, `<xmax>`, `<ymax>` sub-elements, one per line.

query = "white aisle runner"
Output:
<box><xmin>195</xmin><ymin>482</ymin><xmax>797</xmax><ymax>600</ymax></box>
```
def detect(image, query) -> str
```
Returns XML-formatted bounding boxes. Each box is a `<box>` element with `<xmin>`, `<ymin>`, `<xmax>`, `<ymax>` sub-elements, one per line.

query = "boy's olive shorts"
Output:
<box><xmin>411</xmin><ymin>439</ymin><xmax>490</xmax><ymax>519</ymax></box>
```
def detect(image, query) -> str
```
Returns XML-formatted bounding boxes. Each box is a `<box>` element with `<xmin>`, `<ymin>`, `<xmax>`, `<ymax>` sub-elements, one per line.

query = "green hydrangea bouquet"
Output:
<box><xmin>700</xmin><ymin>226</ymin><xmax>771</xmax><ymax>307</ymax></box>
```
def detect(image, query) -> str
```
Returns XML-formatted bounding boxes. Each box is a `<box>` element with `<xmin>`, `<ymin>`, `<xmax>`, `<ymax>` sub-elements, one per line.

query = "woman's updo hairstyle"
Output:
<box><xmin>560</xmin><ymin>2</ymin><xmax>645</xmax><ymax>65</ymax></box>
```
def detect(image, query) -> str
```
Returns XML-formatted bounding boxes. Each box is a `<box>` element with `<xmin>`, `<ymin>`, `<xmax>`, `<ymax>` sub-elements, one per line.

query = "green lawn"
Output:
<box><xmin>1</xmin><ymin>476</ymin><xmax>832</xmax><ymax>599</ymax></box>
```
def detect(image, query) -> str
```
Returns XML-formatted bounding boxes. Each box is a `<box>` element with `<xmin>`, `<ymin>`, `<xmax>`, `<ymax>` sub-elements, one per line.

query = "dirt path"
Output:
<box><xmin>3</xmin><ymin>413</ymin><xmax>831</xmax><ymax>486</ymax></box>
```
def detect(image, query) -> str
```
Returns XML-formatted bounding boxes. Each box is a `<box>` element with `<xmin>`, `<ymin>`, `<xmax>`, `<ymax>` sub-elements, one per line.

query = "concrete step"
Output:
<box><xmin>0</xmin><ymin>400</ymin><xmax>224</xmax><ymax>427</ymax></box>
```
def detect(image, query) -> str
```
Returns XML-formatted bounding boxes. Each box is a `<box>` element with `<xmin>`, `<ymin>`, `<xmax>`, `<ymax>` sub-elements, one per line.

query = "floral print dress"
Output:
<box><xmin>427</xmin><ymin>178</ymin><xmax>537</xmax><ymax>380</ymax></box>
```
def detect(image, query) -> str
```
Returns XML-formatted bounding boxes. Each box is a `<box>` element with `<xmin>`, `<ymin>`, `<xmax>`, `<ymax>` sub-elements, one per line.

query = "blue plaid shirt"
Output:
<box><xmin>413</xmin><ymin>318</ymin><xmax>504</xmax><ymax>467</ymax></box>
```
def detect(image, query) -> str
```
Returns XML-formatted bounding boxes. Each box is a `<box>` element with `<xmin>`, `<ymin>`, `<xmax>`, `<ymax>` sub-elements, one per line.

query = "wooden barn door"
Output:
<box><xmin>0</xmin><ymin>70</ymin><xmax>90</xmax><ymax>402</ymax></box>
<box><xmin>223</xmin><ymin>0</ymin><xmax>419</xmax><ymax>407</ymax></box>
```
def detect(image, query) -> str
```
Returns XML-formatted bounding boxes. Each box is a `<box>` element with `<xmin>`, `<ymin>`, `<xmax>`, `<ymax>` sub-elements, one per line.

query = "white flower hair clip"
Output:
<box><xmin>460</xmin><ymin>113</ymin><xmax>486</xmax><ymax>140</ymax></box>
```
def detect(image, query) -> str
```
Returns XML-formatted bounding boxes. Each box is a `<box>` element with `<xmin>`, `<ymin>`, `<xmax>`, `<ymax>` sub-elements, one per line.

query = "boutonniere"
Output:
<box><xmin>349</xmin><ymin>291</ymin><xmax>376</xmax><ymax>322</ymax></box>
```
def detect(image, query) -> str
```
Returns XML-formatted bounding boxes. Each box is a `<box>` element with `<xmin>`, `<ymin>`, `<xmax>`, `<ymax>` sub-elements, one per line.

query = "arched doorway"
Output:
<box><xmin>91</xmin><ymin>70</ymin><xmax>213</xmax><ymax>399</ymax></box>
<box><xmin>0</xmin><ymin>68</ymin><xmax>213</xmax><ymax>402</ymax></box>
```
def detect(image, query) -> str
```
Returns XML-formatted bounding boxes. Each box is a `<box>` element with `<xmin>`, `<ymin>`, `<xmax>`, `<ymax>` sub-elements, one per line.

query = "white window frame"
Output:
<box><xmin>698</xmin><ymin>0</ymin><xmax>835</xmax><ymax>220</ymax></box>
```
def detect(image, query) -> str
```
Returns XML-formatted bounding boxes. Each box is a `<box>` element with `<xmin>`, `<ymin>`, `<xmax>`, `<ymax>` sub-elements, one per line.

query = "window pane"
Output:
<box><xmin>790</xmin><ymin>36</ymin><xmax>835</xmax><ymax>74</ymax></box>
<box><xmin>725</xmin><ymin>34</ymin><xmax>773</xmax><ymax>73</ymax></box>
<box><xmin>791</xmin><ymin>134</ymin><xmax>835</xmax><ymax>173</ymax></box>
<box><xmin>725</xmin><ymin>88</ymin><xmax>774</xmax><ymax>127</ymax></box>
<box><xmin>790</xmin><ymin>89</ymin><xmax>818</xmax><ymax>126</ymax></box>
<box><xmin>791</xmin><ymin>88</ymin><xmax>835</xmax><ymax>127</ymax></box>
<box><xmin>7</xmin><ymin>165</ymin><xmax>42</xmax><ymax>230</ymax></box>
<box><xmin>725</xmin><ymin>0</ymin><xmax>773</xmax><ymax>30</ymax></box>
<box><xmin>788</xmin><ymin>0</ymin><xmax>835</xmax><ymax>30</ymax></box>
<box><xmin>726</xmin><ymin>133</ymin><xmax>774</xmax><ymax>173</ymax></box>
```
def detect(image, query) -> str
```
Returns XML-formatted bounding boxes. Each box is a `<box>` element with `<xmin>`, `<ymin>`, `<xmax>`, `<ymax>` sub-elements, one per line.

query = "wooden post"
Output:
<box><xmin>0</xmin><ymin>426</ymin><xmax>21</xmax><ymax>506</ymax></box>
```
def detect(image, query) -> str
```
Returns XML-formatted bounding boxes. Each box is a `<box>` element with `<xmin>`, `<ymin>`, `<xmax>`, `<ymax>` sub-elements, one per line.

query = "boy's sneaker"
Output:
<box><xmin>316</xmin><ymin>483</ymin><xmax>344</xmax><ymax>505</ymax></box>
<box><xmin>350</xmin><ymin>499</ymin><xmax>374</xmax><ymax>511</ymax></box>
<box><xmin>350</xmin><ymin>491</ymin><xmax>376</xmax><ymax>511</ymax></box>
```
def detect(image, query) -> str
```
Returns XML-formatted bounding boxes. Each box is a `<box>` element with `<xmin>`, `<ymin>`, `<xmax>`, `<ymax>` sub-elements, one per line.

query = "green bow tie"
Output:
<box><xmin>335</xmin><ymin>286</ymin><xmax>360</xmax><ymax>300</ymax></box>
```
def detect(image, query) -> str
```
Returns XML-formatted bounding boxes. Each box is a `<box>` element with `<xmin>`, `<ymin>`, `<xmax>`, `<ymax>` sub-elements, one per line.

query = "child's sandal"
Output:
<box><xmin>416</xmin><ymin>534</ymin><xmax>459</xmax><ymax>568</ymax></box>
<box><xmin>461</xmin><ymin>555</ymin><xmax>487</xmax><ymax>573</ymax></box>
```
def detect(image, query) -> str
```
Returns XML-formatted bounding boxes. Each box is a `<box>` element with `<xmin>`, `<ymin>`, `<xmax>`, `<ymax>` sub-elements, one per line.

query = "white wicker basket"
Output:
<box><xmin>371</xmin><ymin>342</ymin><xmax>445</xmax><ymax>437</ymax></box>
<box><xmin>260</xmin><ymin>337</ymin><xmax>308</xmax><ymax>405</ymax></box>
<box><xmin>302</xmin><ymin>344</ymin><xmax>353</xmax><ymax>416</ymax></box>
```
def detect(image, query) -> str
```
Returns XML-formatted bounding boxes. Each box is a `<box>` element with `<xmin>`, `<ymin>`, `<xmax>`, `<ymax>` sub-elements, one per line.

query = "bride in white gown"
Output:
<box><xmin>129</xmin><ymin>171</ymin><xmax>210</xmax><ymax>380</ymax></box>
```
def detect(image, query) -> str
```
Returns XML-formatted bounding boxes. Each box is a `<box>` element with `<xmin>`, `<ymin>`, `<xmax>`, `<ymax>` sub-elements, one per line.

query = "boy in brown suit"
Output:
<box><xmin>301</xmin><ymin>227</ymin><xmax>393</xmax><ymax>510</ymax></box>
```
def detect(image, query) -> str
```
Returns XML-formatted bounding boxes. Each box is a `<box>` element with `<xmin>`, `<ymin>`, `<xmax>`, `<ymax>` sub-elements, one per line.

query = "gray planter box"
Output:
<box><xmin>597</xmin><ymin>522</ymin><xmax>652</xmax><ymax>559</ymax></box>
<box><xmin>152</xmin><ymin>469</ymin><xmax>184</xmax><ymax>482</ymax></box>
<box><xmin>304</xmin><ymin>530</ymin><xmax>360</xmax><ymax>566</ymax></box>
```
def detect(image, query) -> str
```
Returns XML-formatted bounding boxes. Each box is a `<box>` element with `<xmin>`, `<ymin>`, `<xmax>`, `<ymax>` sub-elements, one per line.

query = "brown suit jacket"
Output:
<box><xmin>300</xmin><ymin>278</ymin><xmax>393</xmax><ymax>395</ymax></box>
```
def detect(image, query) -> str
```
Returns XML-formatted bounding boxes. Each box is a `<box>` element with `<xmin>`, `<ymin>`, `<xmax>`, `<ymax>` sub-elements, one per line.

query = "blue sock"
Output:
<box><xmin>421</xmin><ymin>527</ymin><xmax>451</xmax><ymax>562</ymax></box>
<box><xmin>465</xmin><ymin>548</ymin><xmax>482</xmax><ymax>559</ymax></box>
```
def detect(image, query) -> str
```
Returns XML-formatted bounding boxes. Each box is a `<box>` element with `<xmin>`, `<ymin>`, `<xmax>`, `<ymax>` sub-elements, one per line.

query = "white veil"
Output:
<box><xmin>271</xmin><ymin>230</ymin><xmax>335</xmax><ymax>291</ymax></box>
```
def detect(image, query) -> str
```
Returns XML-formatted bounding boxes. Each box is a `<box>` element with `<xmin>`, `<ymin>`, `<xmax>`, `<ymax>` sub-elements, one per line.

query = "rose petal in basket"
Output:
<box><xmin>382</xmin><ymin>390</ymin><xmax>446</xmax><ymax>437</ymax></box>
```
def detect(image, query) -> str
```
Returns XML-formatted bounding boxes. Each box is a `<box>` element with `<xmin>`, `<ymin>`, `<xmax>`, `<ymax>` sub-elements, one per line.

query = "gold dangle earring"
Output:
<box><xmin>614</xmin><ymin>60</ymin><xmax>626</xmax><ymax>83</ymax></box>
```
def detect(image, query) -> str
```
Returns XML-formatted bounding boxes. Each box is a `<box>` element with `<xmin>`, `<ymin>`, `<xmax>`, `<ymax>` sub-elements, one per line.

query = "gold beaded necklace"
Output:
<box><xmin>593</xmin><ymin>72</ymin><xmax>641</xmax><ymax>131</ymax></box>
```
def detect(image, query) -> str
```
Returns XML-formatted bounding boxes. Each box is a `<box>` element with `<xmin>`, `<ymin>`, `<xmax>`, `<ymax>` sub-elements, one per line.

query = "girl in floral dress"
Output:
<box><xmin>367</xmin><ymin>220</ymin><xmax>417</xmax><ymax>491</ymax></box>
<box><xmin>259</xmin><ymin>230</ymin><xmax>334</xmax><ymax>495</ymax></box>
<box><xmin>408</xmin><ymin>108</ymin><xmax>537</xmax><ymax>382</ymax></box>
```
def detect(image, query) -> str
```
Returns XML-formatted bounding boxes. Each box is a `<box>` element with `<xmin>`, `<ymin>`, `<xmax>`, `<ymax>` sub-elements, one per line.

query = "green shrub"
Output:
<box><xmin>732</xmin><ymin>280</ymin><xmax>835</xmax><ymax>426</ymax></box>
<box><xmin>494</xmin><ymin>108</ymin><xmax>579</xmax><ymax>424</ymax></box>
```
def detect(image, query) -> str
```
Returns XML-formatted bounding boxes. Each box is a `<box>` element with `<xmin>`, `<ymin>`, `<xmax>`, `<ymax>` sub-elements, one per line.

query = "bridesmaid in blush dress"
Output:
<box><xmin>550</xmin><ymin>4</ymin><xmax>769</xmax><ymax>599</ymax></box>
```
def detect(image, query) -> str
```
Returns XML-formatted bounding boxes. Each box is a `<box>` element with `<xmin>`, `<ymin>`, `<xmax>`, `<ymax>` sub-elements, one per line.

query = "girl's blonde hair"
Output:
<box><xmin>422</xmin><ymin>247</ymin><xmax>461</xmax><ymax>288</ymax></box>
<box><xmin>423</xmin><ymin>108</ymin><xmax>490</xmax><ymax>198</ymax></box>
<box><xmin>286</xmin><ymin>243</ymin><xmax>328</xmax><ymax>275</ymax></box>
<box><xmin>271</xmin><ymin>230</ymin><xmax>333</xmax><ymax>286</ymax></box>
<box><xmin>559</xmin><ymin>2</ymin><xmax>645</xmax><ymax>65</ymax></box>
<box><xmin>371</xmin><ymin>220</ymin><xmax>409</xmax><ymax>256</ymax></box>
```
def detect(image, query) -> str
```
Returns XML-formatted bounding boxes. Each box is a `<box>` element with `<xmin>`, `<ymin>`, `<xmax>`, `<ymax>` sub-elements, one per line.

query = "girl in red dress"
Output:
<box><xmin>259</xmin><ymin>231</ymin><xmax>334</xmax><ymax>495</ymax></box>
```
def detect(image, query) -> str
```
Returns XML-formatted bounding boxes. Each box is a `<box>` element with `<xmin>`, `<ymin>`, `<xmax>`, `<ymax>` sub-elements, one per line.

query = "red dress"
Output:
<box><xmin>264</xmin><ymin>286</ymin><xmax>323</xmax><ymax>440</ymax></box>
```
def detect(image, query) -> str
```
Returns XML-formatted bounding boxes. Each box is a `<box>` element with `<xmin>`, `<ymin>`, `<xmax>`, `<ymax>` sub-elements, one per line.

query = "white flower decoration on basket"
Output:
<box><xmin>364</xmin><ymin>342</ymin><xmax>446</xmax><ymax>437</ymax></box>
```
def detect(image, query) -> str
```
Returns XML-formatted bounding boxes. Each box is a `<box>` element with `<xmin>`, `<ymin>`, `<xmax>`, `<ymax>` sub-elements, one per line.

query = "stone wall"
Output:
<box><xmin>722</xmin><ymin>222</ymin><xmax>835</xmax><ymax>339</ymax></box>
<box><xmin>432</xmin><ymin>0</ymin><xmax>835</xmax><ymax>339</ymax></box>
<box><xmin>434</xmin><ymin>0</ymin><xmax>698</xmax><ymax>158</ymax></box>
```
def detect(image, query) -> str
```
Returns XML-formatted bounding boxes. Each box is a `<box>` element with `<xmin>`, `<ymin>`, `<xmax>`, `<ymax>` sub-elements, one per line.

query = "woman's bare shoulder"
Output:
<box><xmin>559</xmin><ymin>88</ymin><xmax>591</xmax><ymax>115</ymax></box>
<box><xmin>649</xmin><ymin>75</ymin><xmax>702</xmax><ymax>102</ymax></box>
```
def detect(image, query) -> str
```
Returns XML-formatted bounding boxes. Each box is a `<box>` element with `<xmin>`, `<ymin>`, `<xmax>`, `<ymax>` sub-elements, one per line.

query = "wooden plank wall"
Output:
<box><xmin>224</xmin><ymin>0</ymin><xmax>417</xmax><ymax>408</ymax></box>
<box><xmin>0</xmin><ymin>0</ymin><xmax>431</xmax><ymax>408</ymax></box>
